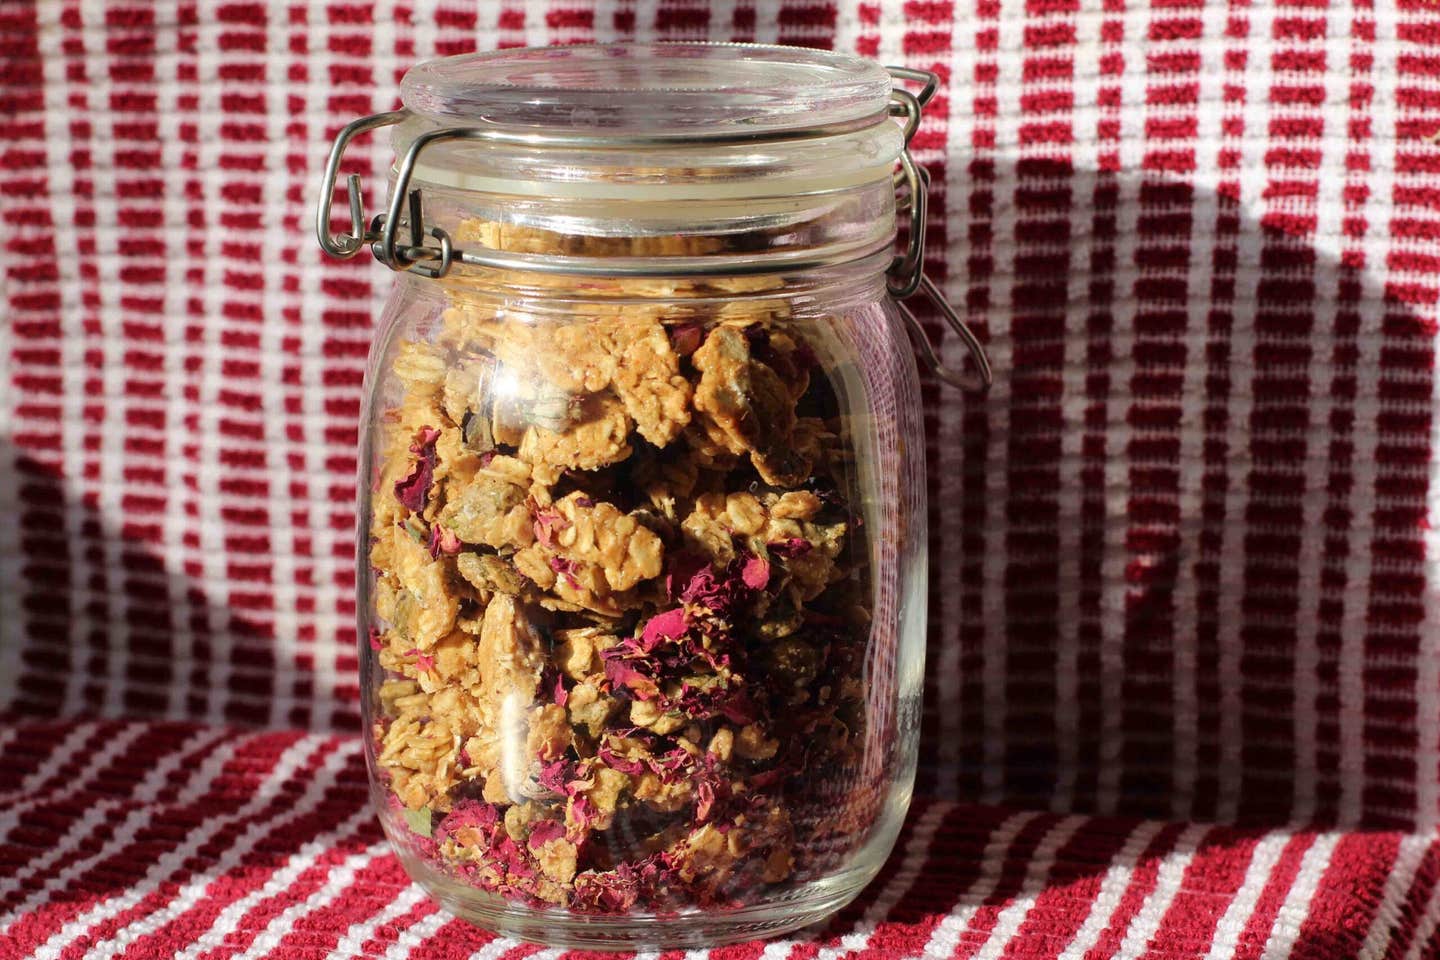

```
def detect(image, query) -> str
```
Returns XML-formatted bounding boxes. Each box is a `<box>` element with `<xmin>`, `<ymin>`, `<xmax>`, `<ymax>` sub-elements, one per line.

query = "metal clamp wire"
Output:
<box><xmin>312</xmin><ymin>64</ymin><xmax>992</xmax><ymax>391</ymax></box>
<box><xmin>896</xmin><ymin>275</ymin><xmax>993</xmax><ymax>393</ymax></box>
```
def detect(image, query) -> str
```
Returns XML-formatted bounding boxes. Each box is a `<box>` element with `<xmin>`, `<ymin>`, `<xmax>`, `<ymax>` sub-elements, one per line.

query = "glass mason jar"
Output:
<box><xmin>317</xmin><ymin>43</ymin><xmax>988</xmax><ymax>949</ymax></box>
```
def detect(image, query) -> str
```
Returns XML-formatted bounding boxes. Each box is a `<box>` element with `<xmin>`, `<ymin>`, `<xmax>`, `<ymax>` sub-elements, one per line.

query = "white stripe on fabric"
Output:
<box><xmin>1213</xmin><ymin>0</ymin><xmax>1277</xmax><ymax>824</ymax></box>
<box><xmin>169</xmin><ymin>807</ymin><xmax>380</xmax><ymax>960</ymax></box>
<box><xmin>223</xmin><ymin>844</ymin><xmax>390</xmax><ymax>960</ymax></box>
<box><xmin>153</xmin><ymin>0</ymin><xmax>199</xmax><ymax>724</ymax></box>
<box><xmin>1051</xmin><ymin>0</ymin><xmax>1105</xmax><ymax>815</ymax></box>
<box><xmin>0</xmin><ymin>723</ymin><xmax>147</xmax><ymax>841</ymax></box>
<box><xmin>1338</xmin><ymin>0</ymin><xmax>1399</xmax><ymax>829</ymax></box>
<box><xmin>1356</xmin><ymin>834</ymin><xmax>1433</xmax><ymax>960</ymax></box>
<box><xmin>1093</xmin><ymin>0</ymin><xmax>1154</xmax><ymax>816</ymax></box>
<box><xmin>967</xmin><ymin>816</ymin><xmax>1088</xmax><ymax>960</ymax></box>
<box><xmin>1202</xmin><ymin>831</ymin><xmax>1294</xmax><ymax>960</ymax></box>
<box><xmin>808</xmin><ymin>803</ymin><xmax>954</xmax><ymax>960</ymax></box>
<box><xmin>1054</xmin><ymin>820</ymin><xmax>1167</xmax><ymax>960</ymax></box>
<box><xmin>1168</xmin><ymin>0</ymin><xmax>1234</xmax><ymax>824</ymax></box>
<box><xmin>977</xmin><ymin>0</ymin><xmax>1027</xmax><ymax>808</ymax></box>
<box><xmin>0</xmin><ymin>732</ymin><xmax>246</xmax><ymax>938</ymax></box>
<box><xmin>35</xmin><ymin>0</ymin><xmax>92</xmax><ymax>719</ymax></box>
<box><xmin>411</xmin><ymin>0</ymin><xmax>437</xmax><ymax>64</ymax></box>
<box><xmin>523</xmin><ymin>0</ymin><xmax>550</xmax><ymax>48</ymax></box>
<box><xmin>301</xmin><ymin>0</ymin><xmax>351</xmax><ymax>731</ymax></box>
<box><xmin>79</xmin><ymin>739</ymin><xmax>361</xmax><ymax>960</ymax></box>
<box><xmin>325</xmin><ymin>884</ymin><xmax>430</xmax><ymax>960</ymax></box>
<box><xmin>1113</xmin><ymin>823</ymin><xmax>1209</xmax><ymax>957</ymax></box>
<box><xmin>191</xmin><ymin>0</ymin><xmax>235</xmax><ymax>728</ymax></box>
<box><xmin>260</xmin><ymin>0</ymin><xmax>302</xmax><ymax>730</ymax></box>
<box><xmin>1403</xmin><ymin>844</ymin><xmax>1440</xmax><ymax>960</ymax></box>
<box><xmin>379</xmin><ymin>906</ymin><xmax>450</xmax><ymax>960</ymax></box>
<box><xmin>1257</xmin><ymin>832</ymin><xmax>1342</xmax><ymax>960</ymax></box>
<box><xmin>80</xmin><ymin>0</ymin><xmax>131</xmax><ymax>719</ymax></box>
<box><xmin>935</xmin><ymin>0</ymin><xmax>983</xmax><ymax>796</ymax></box>
<box><xmin>468</xmin><ymin>936</ymin><xmax>525</xmax><ymax>960</ymax></box>
<box><xmin>0</xmin><ymin>720</ymin><xmax>102</xmax><ymax>805</ymax></box>
<box><xmin>753</xmin><ymin>1</ymin><xmax>780</xmax><ymax>43</ymax></box>
<box><xmin>0</xmin><ymin>726</ymin><xmax>227</xmax><ymax>927</ymax></box>
<box><xmin>917</xmin><ymin>811</ymin><xmax>1044</xmax><ymax>960</ymax></box>
<box><xmin>1411</xmin><ymin>0</ymin><xmax>1440</xmax><ymax>841</ymax></box>
<box><xmin>27</xmin><ymin>735</ymin><xmax>324</xmax><ymax>960</ymax></box>
<box><xmin>1290</xmin><ymin>0</ymin><xmax>1358</xmax><ymax>826</ymax></box>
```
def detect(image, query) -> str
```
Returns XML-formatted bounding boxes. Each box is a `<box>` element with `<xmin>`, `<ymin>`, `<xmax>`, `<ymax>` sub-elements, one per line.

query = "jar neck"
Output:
<box><xmin>400</xmin><ymin>248</ymin><xmax>893</xmax><ymax>312</ymax></box>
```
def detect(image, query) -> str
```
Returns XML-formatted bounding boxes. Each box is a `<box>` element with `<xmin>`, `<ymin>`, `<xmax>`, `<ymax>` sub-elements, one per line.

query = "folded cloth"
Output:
<box><xmin>0</xmin><ymin>718</ymin><xmax>1434</xmax><ymax>960</ymax></box>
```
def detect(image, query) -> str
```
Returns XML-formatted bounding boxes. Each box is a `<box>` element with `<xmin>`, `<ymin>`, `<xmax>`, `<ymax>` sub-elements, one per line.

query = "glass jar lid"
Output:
<box><xmin>399</xmin><ymin>43</ymin><xmax>893</xmax><ymax>140</ymax></box>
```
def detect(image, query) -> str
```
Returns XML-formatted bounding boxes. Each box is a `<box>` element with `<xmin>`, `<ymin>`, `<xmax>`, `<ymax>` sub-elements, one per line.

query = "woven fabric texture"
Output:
<box><xmin>3</xmin><ymin>0</ymin><xmax>1440</xmax><ymax>956</ymax></box>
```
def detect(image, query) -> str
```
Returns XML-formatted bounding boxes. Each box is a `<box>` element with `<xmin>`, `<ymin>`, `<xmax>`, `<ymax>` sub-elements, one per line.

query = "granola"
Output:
<box><xmin>366</xmin><ymin>220</ymin><xmax>873</xmax><ymax>913</ymax></box>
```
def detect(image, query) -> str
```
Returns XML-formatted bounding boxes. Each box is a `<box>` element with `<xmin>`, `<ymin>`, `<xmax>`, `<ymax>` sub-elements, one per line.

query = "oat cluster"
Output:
<box><xmin>366</xmin><ymin>222</ymin><xmax>873</xmax><ymax>912</ymax></box>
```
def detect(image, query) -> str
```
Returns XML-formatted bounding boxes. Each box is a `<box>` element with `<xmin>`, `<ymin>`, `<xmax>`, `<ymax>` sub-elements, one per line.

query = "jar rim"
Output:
<box><xmin>400</xmin><ymin>42</ymin><xmax>893</xmax><ymax>142</ymax></box>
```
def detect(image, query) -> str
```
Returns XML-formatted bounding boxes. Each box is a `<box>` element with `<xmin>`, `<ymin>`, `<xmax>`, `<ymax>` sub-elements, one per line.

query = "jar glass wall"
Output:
<box><xmin>319</xmin><ymin>41</ymin><xmax>979</xmax><ymax>950</ymax></box>
<box><xmin>357</xmin><ymin>255</ymin><xmax>927</xmax><ymax>947</ymax></box>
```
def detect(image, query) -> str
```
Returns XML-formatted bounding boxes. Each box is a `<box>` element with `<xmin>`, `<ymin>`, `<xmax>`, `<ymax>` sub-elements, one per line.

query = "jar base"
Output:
<box><xmin>394</xmin><ymin>843</ymin><xmax>879</xmax><ymax>950</ymax></box>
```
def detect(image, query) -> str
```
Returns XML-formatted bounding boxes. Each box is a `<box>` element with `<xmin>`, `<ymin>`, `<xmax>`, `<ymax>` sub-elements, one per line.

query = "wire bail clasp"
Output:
<box><xmin>885</xmin><ymin>66</ymin><xmax>992</xmax><ymax>393</ymax></box>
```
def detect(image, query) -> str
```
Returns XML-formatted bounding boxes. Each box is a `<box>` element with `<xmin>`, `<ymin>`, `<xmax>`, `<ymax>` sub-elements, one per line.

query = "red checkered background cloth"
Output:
<box><xmin>3</xmin><ymin>0</ymin><xmax>1440</xmax><ymax>956</ymax></box>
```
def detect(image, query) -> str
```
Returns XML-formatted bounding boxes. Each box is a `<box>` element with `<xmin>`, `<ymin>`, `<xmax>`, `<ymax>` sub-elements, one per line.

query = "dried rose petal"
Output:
<box><xmin>596</xmin><ymin>743</ymin><xmax>647</xmax><ymax>775</ymax></box>
<box><xmin>532</xmin><ymin>508</ymin><xmax>567</xmax><ymax>548</ymax></box>
<box><xmin>527</xmin><ymin>819</ymin><xmax>566</xmax><ymax>850</ymax></box>
<box><xmin>639</xmin><ymin>608</ymin><xmax>688</xmax><ymax>650</ymax></box>
<box><xmin>405</xmin><ymin>647</ymin><xmax>436</xmax><ymax>673</ymax></box>
<box><xmin>668</xmin><ymin>322</ymin><xmax>705</xmax><ymax>357</ymax></box>
<box><xmin>602</xmin><ymin>656</ymin><xmax>661</xmax><ymax>701</ymax></box>
<box><xmin>394</xmin><ymin>426</ymin><xmax>440</xmax><ymax>513</ymax></box>
<box><xmin>427</xmin><ymin>522</ymin><xmax>462</xmax><ymax>558</ymax></box>
<box><xmin>538</xmin><ymin>758</ymin><xmax>571</xmax><ymax>794</ymax></box>
<box><xmin>550</xmin><ymin>555</ymin><xmax>582</xmax><ymax>590</ymax></box>
<box><xmin>767</xmin><ymin>537</ymin><xmax>812</xmax><ymax>558</ymax></box>
<box><xmin>367</xmin><ymin>627</ymin><xmax>383</xmax><ymax>652</ymax></box>
<box><xmin>742</xmin><ymin>555</ymin><xmax>770</xmax><ymax>590</ymax></box>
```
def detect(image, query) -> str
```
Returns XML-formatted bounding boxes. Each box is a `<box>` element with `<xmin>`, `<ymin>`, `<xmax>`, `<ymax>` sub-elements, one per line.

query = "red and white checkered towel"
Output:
<box><xmin>3</xmin><ymin>0</ymin><xmax>1440</xmax><ymax>956</ymax></box>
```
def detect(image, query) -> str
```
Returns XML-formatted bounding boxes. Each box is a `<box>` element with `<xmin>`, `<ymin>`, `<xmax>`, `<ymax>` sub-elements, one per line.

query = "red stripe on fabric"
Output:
<box><xmin>0</xmin><ymin>0</ymin><xmax>74</xmax><ymax>719</ymax></box>
<box><xmin>183</xmin><ymin>840</ymin><xmax>376</xmax><ymax>960</ymax></box>
<box><xmin>1115</xmin><ymin>1</ymin><xmax>1213</xmax><ymax>815</ymax></box>
<box><xmin>951</xmin><ymin>0</ymin><xmax>1003</xmax><ymax>805</ymax></box>
<box><xmin>1230</xmin><ymin>832</ymin><xmax>1317</xmax><ymax>960</ymax></box>
<box><xmin>949</xmin><ymin>815</ymin><xmax>1072</xmax><ymax>959</ymax></box>
<box><xmin>1379</xmin><ymin>838</ymin><xmax>1440</xmax><ymax>960</ymax></box>
<box><xmin>249</xmin><ymin>855</ymin><xmax>414</xmax><ymax>960</ymax></box>
<box><xmin>54</xmin><ymin>741</ymin><xmax>357</xmax><ymax>960</ymax></box>
<box><xmin>1362</xmin><ymin>1</ymin><xmax>1438</xmax><ymax>832</ymax></box>
<box><xmin>995</xmin><ymin>0</ymin><xmax>1078</xmax><ymax>809</ymax></box>
<box><xmin>0</xmin><ymin>723</ymin><xmax>207</xmax><ymax>915</ymax></box>
<box><xmin>1078</xmin><ymin>822</ymin><xmax>1188</xmax><ymax>960</ymax></box>
<box><xmin>404</xmin><ymin>918</ymin><xmax>504</xmax><ymax>960</ymax></box>
<box><xmin>1289</xmin><ymin>831</ymin><xmax>1402</xmax><ymax>958</ymax></box>
<box><xmin>1310</xmin><ymin>0</ymin><xmax>1378</xmax><ymax>828</ymax></box>
<box><xmin>812</xmin><ymin>798</ymin><xmax>953</xmax><ymax>942</ymax></box>
<box><xmin>1133</xmin><ymin>826</ymin><xmax>1271</xmax><ymax>960</ymax></box>
<box><xmin>0</xmin><ymin>722</ymin><xmax>118</xmax><ymax>805</ymax></box>
<box><xmin>847</xmin><ymin>806</ymin><xmax>1017</xmax><ymax>960</ymax></box>
<box><xmin>352</xmin><ymin>897</ymin><xmax>440</xmax><ymax>957</ymax></box>
<box><xmin>0</xmin><ymin>731</ymin><xmax>314</xmax><ymax>958</ymax></box>
<box><xmin>998</xmin><ymin>819</ymin><xmax>1173</xmax><ymax>960</ymax></box>
<box><xmin>1187</xmin><ymin>0</ymin><xmax>1255</xmax><ymax>824</ymax></box>
<box><xmin>914</xmin><ymin>0</ymin><xmax>959</xmax><ymax>803</ymax></box>
<box><xmin>109</xmin><ymin>758</ymin><xmax>372</xmax><ymax>960</ymax></box>
<box><xmin>173</xmin><ymin>0</ymin><xmax>219</xmax><ymax>721</ymax></box>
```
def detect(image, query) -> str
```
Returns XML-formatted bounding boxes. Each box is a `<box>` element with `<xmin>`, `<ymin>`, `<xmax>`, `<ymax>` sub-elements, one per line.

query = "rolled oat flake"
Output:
<box><xmin>316</xmin><ymin>41</ymin><xmax>989</xmax><ymax>950</ymax></box>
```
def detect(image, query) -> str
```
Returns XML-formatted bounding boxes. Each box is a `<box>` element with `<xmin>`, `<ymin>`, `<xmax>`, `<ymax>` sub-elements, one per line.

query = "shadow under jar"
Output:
<box><xmin>316</xmin><ymin>42</ymin><xmax>989</xmax><ymax>950</ymax></box>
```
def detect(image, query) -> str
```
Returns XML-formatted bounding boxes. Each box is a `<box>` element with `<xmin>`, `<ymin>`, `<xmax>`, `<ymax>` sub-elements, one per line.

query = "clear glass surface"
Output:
<box><xmin>357</xmin><ymin>260</ymin><xmax>927</xmax><ymax>948</ymax></box>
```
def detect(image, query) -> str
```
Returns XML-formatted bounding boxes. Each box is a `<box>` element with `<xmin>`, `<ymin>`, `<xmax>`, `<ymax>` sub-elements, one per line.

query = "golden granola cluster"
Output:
<box><xmin>366</xmin><ymin>222</ymin><xmax>872</xmax><ymax>912</ymax></box>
